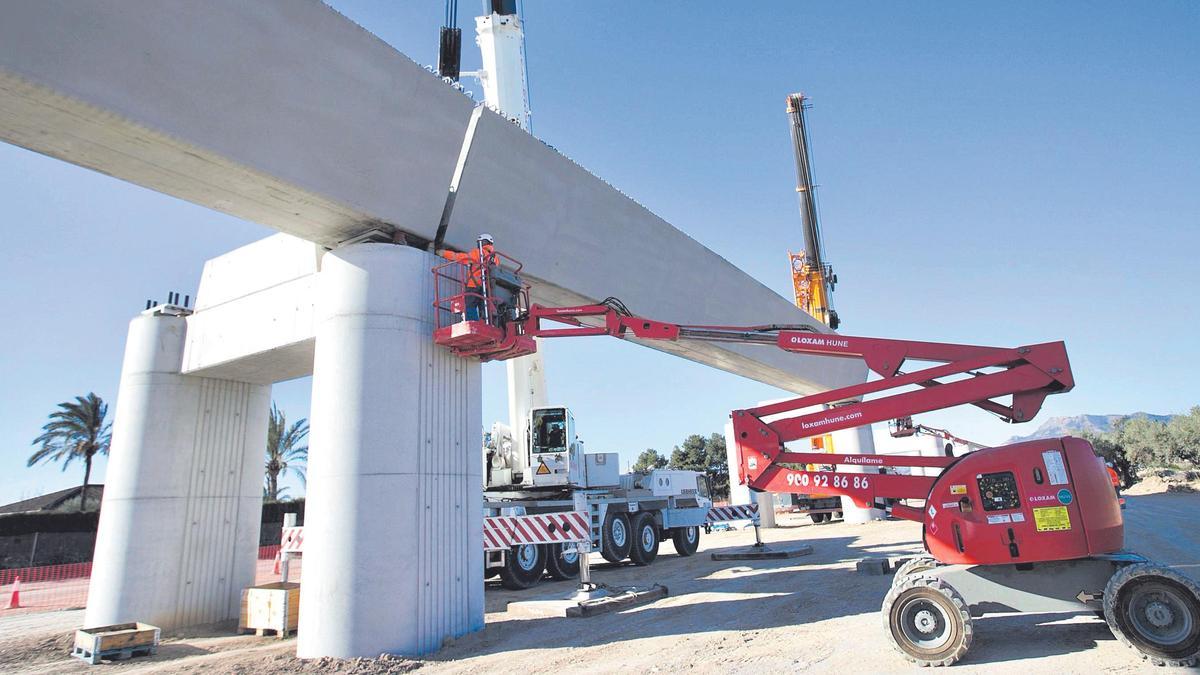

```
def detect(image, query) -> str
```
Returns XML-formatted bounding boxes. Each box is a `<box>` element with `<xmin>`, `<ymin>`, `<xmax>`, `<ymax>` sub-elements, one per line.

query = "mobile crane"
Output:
<box><xmin>432</xmin><ymin>244</ymin><xmax>1200</xmax><ymax>667</ymax></box>
<box><xmin>785</xmin><ymin>92</ymin><xmax>838</xmax><ymax>330</ymax></box>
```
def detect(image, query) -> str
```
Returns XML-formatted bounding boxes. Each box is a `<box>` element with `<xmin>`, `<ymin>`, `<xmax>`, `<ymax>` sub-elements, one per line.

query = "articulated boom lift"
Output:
<box><xmin>431</xmin><ymin>248</ymin><xmax>1200</xmax><ymax>667</ymax></box>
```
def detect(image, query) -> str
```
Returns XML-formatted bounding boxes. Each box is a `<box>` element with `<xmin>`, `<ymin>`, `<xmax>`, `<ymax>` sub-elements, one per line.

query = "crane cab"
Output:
<box><xmin>527</xmin><ymin>406</ymin><xmax>583</xmax><ymax>488</ymax></box>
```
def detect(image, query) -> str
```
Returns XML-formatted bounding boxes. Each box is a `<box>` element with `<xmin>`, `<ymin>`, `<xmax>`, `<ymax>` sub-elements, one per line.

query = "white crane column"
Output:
<box><xmin>86</xmin><ymin>311</ymin><xmax>269</xmax><ymax>629</ymax></box>
<box><xmin>297</xmin><ymin>243</ymin><xmax>483</xmax><ymax>658</ymax></box>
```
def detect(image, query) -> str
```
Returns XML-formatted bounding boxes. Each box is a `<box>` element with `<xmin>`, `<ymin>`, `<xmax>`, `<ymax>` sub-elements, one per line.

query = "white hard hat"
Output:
<box><xmin>478</xmin><ymin>233</ymin><xmax>494</xmax><ymax>243</ymax></box>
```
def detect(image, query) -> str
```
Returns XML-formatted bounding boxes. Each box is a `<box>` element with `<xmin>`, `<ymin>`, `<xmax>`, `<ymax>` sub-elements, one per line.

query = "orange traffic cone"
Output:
<box><xmin>272</xmin><ymin>553</ymin><xmax>281</xmax><ymax>576</ymax></box>
<box><xmin>7</xmin><ymin>577</ymin><xmax>20</xmax><ymax>609</ymax></box>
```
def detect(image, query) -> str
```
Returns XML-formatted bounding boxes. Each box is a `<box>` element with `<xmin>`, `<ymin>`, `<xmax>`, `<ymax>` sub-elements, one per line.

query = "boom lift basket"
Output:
<box><xmin>432</xmin><ymin>250</ymin><xmax>536</xmax><ymax>361</ymax></box>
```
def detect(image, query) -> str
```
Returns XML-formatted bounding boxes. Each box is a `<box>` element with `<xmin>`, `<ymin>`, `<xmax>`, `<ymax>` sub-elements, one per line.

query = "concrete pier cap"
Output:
<box><xmin>297</xmin><ymin>243</ymin><xmax>482</xmax><ymax>658</ymax></box>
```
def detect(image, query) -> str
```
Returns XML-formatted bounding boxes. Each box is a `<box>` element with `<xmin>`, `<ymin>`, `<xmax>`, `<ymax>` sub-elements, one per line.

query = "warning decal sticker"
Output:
<box><xmin>1042</xmin><ymin>450</ymin><xmax>1069</xmax><ymax>485</ymax></box>
<box><xmin>1033</xmin><ymin>506</ymin><xmax>1071</xmax><ymax>532</ymax></box>
<box><xmin>950</xmin><ymin>484</ymin><xmax>967</xmax><ymax>495</ymax></box>
<box><xmin>535</xmin><ymin>462</ymin><xmax>551</xmax><ymax>475</ymax></box>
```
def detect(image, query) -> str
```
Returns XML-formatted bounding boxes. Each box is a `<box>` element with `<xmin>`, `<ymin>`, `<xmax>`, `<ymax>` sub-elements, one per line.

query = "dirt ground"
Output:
<box><xmin>2</xmin><ymin>491</ymin><xmax>1197</xmax><ymax>674</ymax></box>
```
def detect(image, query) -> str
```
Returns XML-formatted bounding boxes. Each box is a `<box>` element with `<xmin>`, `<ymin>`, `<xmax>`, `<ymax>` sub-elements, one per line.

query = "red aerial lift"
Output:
<box><xmin>432</xmin><ymin>248</ymin><xmax>1200</xmax><ymax>667</ymax></box>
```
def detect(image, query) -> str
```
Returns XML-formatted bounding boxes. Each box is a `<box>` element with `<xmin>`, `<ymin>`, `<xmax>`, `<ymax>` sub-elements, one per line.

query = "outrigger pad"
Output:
<box><xmin>711</xmin><ymin>544</ymin><xmax>814</xmax><ymax>561</ymax></box>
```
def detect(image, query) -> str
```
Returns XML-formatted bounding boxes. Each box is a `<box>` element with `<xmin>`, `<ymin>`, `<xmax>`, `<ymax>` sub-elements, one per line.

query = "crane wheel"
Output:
<box><xmin>1103</xmin><ymin>562</ymin><xmax>1200</xmax><ymax>667</ymax></box>
<box><xmin>810</xmin><ymin>513</ymin><xmax>827</xmax><ymax>524</ymax></box>
<box><xmin>882</xmin><ymin>575</ymin><xmax>973</xmax><ymax>667</ymax></box>
<box><xmin>894</xmin><ymin>556</ymin><xmax>939</xmax><ymax>580</ymax></box>
<box><xmin>600</xmin><ymin>512</ymin><xmax>633</xmax><ymax>564</ymax></box>
<box><xmin>628</xmin><ymin>512</ymin><xmax>660</xmax><ymax>566</ymax></box>
<box><xmin>498</xmin><ymin>543</ymin><xmax>546</xmax><ymax>590</ymax></box>
<box><xmin>671</xmin><ymin>526</ymin><xmax>701</xmax><ymax>556</ymax></box>
<box><xmin>544</xmin><ymin>542</ymin><xmax>581</xmax><ymax>581</ymax></box>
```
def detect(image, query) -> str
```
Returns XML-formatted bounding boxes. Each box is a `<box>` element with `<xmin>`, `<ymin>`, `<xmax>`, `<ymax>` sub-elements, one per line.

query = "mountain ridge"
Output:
<box><xmin>1006</xmin><ymin>412</ymin><xmax>1176</xmax><ymax>444</ymax></box>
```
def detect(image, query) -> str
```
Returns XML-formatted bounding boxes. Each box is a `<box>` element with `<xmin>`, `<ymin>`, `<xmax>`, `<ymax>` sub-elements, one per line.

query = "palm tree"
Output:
<box><xmin>265</xmin><ymin>403</ymin><xmax>309</xmax><ymax>502</ymax></box>
<box><xmin>29</xmin><ymin>393</ymin><xmax>112</xmax><ymax>511</ymax></box>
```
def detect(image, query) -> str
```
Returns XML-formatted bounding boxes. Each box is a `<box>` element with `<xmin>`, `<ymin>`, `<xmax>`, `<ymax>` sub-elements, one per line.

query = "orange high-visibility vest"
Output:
<box><xmin>440</xmin><ymin>244</ymin><xmax>495</xmax><ymax>288</ymax></box>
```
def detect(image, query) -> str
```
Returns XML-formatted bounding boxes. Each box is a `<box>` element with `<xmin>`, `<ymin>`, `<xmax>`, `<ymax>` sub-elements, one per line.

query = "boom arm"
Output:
<box><xmin>432</xmin><ymin>275</ymin><xmax>1074</xmax><ymax>522</ymax></box>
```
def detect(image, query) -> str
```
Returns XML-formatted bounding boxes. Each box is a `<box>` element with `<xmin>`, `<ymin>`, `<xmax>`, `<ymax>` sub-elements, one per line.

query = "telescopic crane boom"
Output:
<box><xmin>786</xmin><ymin>93</ymin><xmax>839</xmax><ymax>329</ymax></box>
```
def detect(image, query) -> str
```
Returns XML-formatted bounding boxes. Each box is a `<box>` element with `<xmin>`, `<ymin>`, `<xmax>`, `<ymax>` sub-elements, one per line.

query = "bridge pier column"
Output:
<box><xmin>86</xmin><ymin>311</ymin><xmax>269</xmax><ymax>629</ymax></box>
<box><xmin>297</xmin><ymin>243</ymin><xmax>483</xmax><ymax>658</ymax></box>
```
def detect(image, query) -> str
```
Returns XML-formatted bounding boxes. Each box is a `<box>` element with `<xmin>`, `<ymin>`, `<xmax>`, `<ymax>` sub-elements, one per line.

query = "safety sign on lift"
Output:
<box><xmin>1032</xmin><ymin>505</ymin><xmax>1072</xmax><ymax>532</ymax></box>
<box><xmin>1042</xmin><ymin>450</ymin><xmax>1069</xmax><ymax>485</ymax></box>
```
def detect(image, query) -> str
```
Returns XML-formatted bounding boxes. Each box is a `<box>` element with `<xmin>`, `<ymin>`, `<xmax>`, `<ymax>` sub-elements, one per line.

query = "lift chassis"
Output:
<box><xmin>432</xmin><ymin>250</ymin><xmax>1200</xmax><ymax>667</ymax></box>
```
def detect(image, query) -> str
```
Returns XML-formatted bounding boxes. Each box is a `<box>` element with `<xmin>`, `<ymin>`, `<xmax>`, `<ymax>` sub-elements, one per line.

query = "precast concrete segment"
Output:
<box><xmin>0</xmin><ymin>0</ymin><xmax>470</xmax><ymax>244</ymax></box>
<box><xmin>442</xmin><ymin>111</ymin><xmax>866</xmax><ymax>394</ymax></box>
<box><xmin>0</xmin><ymin>0</ymin><xmax>863</xmax><ymax>394</ymax></box>
<box><xmin>298</xmin><ymin>244</ymin><xmax>483</xmax><ymax>658</ymax></box>
<box><xmin>85</xmin><ymin>313</ymin><xmax>269</xmax><ymax>630</ymax></box>
<box><xmin>182</xmin><ymin>235</ymin><xmax>323</xmax><ymax>384</ymax></box>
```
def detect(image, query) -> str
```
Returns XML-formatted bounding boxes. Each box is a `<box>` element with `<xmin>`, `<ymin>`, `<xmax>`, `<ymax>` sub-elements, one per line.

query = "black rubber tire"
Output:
<box><xmin>484</xmin><ymin>566</ymin><xmax>500</xmax><ymax>580</ymax></box>
<box><xmin>834</xmin><ymin>511</ymin><xmax>844</xmax><ymax>520</ymax></box>
<box><xmin>544</xmin><ymin>542</ymin><xmax>581</xmax><ymax>581</ymax></box>
<box><xmin>628</xmin><ymin>512</ymin><xmax>660</xmax><ymax>566</ymax></box>
<box><xmin>882</xmin><ymin>575</ymin><xmax>973</xmax><ymax>667</ymax></box>
<box><xmin>600</xmin><ymin>512</ymin><xmax>633</xmax><ymax>564</ymax></box>
<box><xmin>894</xmin><ymin>556</ymin><xmax>939</xmax><ymax>580</ymax></box>
<box><xmin>810</xmin><ymin>513</ymin><xmax>827</xmax><ymax>524</ymax></box>
<box><xmin>1103</xmin><ymin>562</ymin><xmax>1200</xmax><ymax>667</ymax></box>
<box><xmin>498</xmin><ymin>543</ymin><xmax>545</xmax><ymax>590</ymax></box>
<box><xmin>671</xmin><ymin>526</ymin><xmax>701</xmax><ymax>556</ymax></box>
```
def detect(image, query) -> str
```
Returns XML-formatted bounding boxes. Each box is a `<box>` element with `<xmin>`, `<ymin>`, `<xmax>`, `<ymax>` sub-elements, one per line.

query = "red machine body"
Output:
<box><xmin>923</xmin><ymin>437</ymin><xmax>1124</xmax><ymax>565</ymax></box>
<box><xmin>430</xmin><ymin>253</ymin><xmax>1125</xmax><ymax>566</ymax></box>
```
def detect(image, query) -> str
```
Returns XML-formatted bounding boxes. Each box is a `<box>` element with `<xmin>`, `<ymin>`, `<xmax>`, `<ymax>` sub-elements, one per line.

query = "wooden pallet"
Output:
<box><xmin>241</xmin><ymin>626</ymin><xmax>294</xmax><ymax>638</ymax></box>
<box><xmin>72</xmin><ymin>622</ymin><xmax>160</xmax><ymax>665</ymax></box>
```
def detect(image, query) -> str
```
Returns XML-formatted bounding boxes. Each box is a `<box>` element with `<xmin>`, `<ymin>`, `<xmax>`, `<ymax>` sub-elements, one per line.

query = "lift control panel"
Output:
<box><xmin>977</xmin><ymin>471</ymin><xmax>1020</xmax><ymax>512</ymax></box>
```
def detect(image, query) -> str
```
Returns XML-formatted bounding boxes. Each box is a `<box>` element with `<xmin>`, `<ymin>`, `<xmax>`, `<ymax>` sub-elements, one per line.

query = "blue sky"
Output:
<box><xmin>1</xmin><ymin>2</ymin><xmax>1197</xmax><ymax>505</ymax></box>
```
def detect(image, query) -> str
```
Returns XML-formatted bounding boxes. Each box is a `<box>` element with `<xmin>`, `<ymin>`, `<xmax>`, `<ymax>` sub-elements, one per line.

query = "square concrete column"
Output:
<box><xmin>297</xmin><ymin>243</ymin><xmax>483</xmax><ymax>658</ymax></box>
<box><xmin>86</xmin><ymin>311</ymin><xmax>270</xmax><ymax>629</ymax></box>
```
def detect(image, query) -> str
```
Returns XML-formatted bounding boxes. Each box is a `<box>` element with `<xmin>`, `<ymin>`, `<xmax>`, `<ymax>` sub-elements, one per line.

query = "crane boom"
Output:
<box><xmin>785</xmin><ymin>93</ymin><xmax>839</xmax><ymax>329</ymax></box>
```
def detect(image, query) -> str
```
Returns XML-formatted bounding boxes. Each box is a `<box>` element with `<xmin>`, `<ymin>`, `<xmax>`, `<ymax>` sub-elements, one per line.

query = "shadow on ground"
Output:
<box><xmin>447</xmin><ymin>529</ymin><xmax>1126</xmax><ymax>668</ymax></box>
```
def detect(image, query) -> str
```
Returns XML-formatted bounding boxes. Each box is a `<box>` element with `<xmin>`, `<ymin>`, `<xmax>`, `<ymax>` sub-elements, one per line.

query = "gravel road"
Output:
<box><xmin>1</xmin><ymin>491</ymin><xmax>1196</xmax><ymax>674</ymax></box>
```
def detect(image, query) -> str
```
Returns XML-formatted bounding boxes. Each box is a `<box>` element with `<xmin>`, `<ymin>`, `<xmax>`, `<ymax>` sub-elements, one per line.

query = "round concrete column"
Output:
<box><xmin>297</xmin><ymin>243</ymin><xmax>483</xmax><ymax>659</ymax></box>
<box><xmin>87</xmin><ymin>312</ymin><xmax>268</xmax><ymax>629</ymax></box>
<box><xmin>832</xmin><ymin>425</ymin><xmax>886</xmax><ymax>523</ymax></box>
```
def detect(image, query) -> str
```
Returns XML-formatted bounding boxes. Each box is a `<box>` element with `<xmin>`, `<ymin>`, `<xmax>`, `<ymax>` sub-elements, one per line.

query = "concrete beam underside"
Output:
<box><xmin>0</xmin><ymin>0</ymin><xmax>864</xmax><ymax>395</ymax></box>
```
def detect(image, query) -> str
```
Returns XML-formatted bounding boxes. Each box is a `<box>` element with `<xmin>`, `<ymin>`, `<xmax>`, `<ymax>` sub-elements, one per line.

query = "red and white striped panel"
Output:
<box><xmin>483</xmin><ymin>512</ymin><xmax>590</xmax><ymax>551</ymax></box>
<box><xmin>281</xmin><ymin>526</ymin><xmax>304</xmax><ymax>553</ymax></box>
<box><xmin>279</xmin><ymin>512</ymin><xmax>589</xmax><ymax>554</ymax></box>
<box><xmin>707</xmin><ymin>504</ymin><xmax>759</xmax><ymax>524</ymax></box>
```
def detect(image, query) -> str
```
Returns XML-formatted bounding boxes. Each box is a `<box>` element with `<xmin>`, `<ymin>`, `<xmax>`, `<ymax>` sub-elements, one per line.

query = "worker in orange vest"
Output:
<box><xmin>437</xmin><ymin>233</ymin><xmax>496</xmax><ymax>321</ymax></box>
<box><xmin>1105</xmin><ymin>462</ymin><xmax>1127</xmax><ymax>509</ymax></box>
